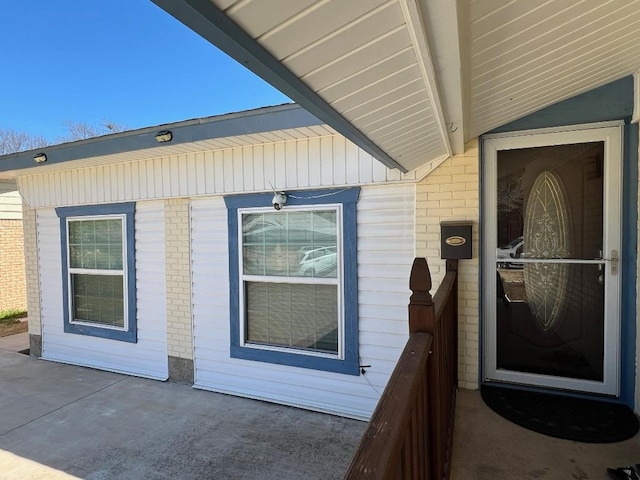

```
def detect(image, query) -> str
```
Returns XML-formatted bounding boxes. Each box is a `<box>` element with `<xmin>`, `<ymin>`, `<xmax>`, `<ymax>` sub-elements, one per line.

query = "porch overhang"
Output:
<box><xmin>151</xmin><ymin>0</ymin><xmax>457</xmax><ymax>174</ymax></box>
<box><xmin>150</xmin><ymin>0</ymin><xmax>640</xmax><ymax>175</ymax></box>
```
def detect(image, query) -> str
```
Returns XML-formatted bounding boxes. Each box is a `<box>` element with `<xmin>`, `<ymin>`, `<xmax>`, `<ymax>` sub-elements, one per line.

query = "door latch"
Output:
<box><xmin>597</xmin><ymin>249</ymin><xmax>619</xmax><ymax>276</ymax></box>
<box><xmin>610</xmin><ymin>249</ymin><xmax>619</xmax><ymax>275</ymax></box>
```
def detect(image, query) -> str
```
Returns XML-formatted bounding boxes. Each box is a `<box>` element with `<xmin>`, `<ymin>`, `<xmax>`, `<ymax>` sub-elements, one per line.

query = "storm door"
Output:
<box><xmin>483</xmin><ymin>123</ymin><xmax>622</xmax><ymax>395</ymax></box>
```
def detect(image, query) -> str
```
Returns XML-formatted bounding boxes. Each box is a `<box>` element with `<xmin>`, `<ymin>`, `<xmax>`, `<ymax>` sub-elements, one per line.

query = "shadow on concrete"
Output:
<box><xmin>451</xmin><ymin>389</ymin><xmax>640</xmax><ymax>480</ymax></box>
<box><xmin>0</xmin><ymin>349</ymin><xmax>365</xmax><ymax>479</ymax></box>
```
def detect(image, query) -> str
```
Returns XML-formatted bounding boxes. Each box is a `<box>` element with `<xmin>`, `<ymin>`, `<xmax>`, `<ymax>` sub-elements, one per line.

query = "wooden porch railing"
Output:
<box><xmin>344</xmin><ymin>258</ymin><xmax>459</xmax><ymax>480</ymax></box>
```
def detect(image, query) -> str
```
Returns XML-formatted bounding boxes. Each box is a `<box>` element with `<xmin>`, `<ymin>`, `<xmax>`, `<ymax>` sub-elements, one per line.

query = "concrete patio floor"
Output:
<box><xmin>451</xmin><ymin>389</ymin><xmax>640</xmax><ymax>480</ymax></box>
<box><xmin>0</xmin><ymin>336</ymin><xmax>365</xmax><ymax>480</ymax></box>
<box><xmin>5</xmin><ymin>329</ymin><xmax>639</xmax><ymax>480</ymax></box>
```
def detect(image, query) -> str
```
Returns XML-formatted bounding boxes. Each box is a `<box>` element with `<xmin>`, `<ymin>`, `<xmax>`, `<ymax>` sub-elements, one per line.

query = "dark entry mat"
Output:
<box><xmin>481</xmin><ymin>385</ymin><xmax>639</xmax><ymax>443</ymax></box>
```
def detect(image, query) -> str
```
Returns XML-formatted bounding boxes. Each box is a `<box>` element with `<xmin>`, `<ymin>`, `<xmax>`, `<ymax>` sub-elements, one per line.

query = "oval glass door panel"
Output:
<box><xmin>524</xmin><ymin>171</ymin><xmax>570</xmax><ymax>332</ymax></box>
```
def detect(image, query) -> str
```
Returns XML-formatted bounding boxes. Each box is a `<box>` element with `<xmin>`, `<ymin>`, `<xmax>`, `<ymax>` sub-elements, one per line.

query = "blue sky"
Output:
<box><xmin>0</xmin><ymin>1</ymin><xmax>290</xmax><ymax>142</ymax></box>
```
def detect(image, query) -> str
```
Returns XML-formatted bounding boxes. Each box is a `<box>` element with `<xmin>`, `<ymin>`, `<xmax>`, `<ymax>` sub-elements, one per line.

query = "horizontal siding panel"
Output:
<box><xmin>359</xmin><ymin>343</ymin><xmax>404</xmax><ymax>364</ymax></box>
<box><xmin>191</xmin><ymin>184</ymin><xmax>414</xmax><ymax>419</ymax></box>
<box><xmin>0</xmin><ymin>190</ymin><xmax>22</xmax><ymax>219</ymax></box>
<box><xmin>359</xmin><ymin>304</ymin><xmax>408</xmax><ymax>321</ymax></box>
<box><xmin>194</xmin><ymin>372</ymin><xmax>379</xmax><ymax>419</ymax></box>
<box><xmin>358</xmin><ymin>251</ymin><xmax>414</xmax><ymax>267</ymax></box>
<box><xmin>192</xmin><ymin>325</ymin><xmax>228</xmax><ymax>344</ymax></box>
<box><xmin>357</xmin><ymin>236</ymin><xmax>414</xmax><ymax>253</ymax></box>
<box><xmin>359</xmin><ymin>317</ymin><xmax>408</xmax><ymax>335</ymax></box>
<box><xmin>358</xmin><ymin>290</ymin><xmax>408</xmax><ymax>307</ymax></box>
<box><xmin>39</xmin><ymin>203</ymin><xmax>168</xmax><ymax>380</ymax></box>
<box><xmin>359</xmin><ymin>331</ymin><xmax>408</xmax><ymax>350</ymax></box>
<box><xmin>358</xmin><ymin>209</ymin><xmax>414</xmax><ymax>226</ymax></box>
<box><xmin>196</xmin><ymin>356</ymin><xmax>381</xmax><ymax>398</ymax></box>
<box><xmin>358</xmin><ymin>277</ymin><xmax>411</xmax><ymax>294</ymax></box>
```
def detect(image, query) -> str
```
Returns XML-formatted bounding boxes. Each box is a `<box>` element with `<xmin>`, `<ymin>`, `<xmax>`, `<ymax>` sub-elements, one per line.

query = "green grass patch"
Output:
<box><xmin>0</xmin><ymin>309</ymin><xmax>28</xmax><ymax>324</ymax></box>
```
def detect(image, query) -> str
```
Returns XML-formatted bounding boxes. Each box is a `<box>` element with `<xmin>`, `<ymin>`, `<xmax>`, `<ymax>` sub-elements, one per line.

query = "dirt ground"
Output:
<box><xmin>0</xmin><ymin>320</ymin><xmax>27</xmax><ymax>338</ymax></box>
<box><xmin>498</xmin><ymin>268</ymin><xmax>527</xmax><ymax>301</ymax></box>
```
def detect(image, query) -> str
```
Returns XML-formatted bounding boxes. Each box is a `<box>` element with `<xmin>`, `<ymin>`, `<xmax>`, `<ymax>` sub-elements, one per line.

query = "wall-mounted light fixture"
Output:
<box><xmin>33</xmin><ymin>153</ymin><xmax>47</xmax><ymax>164</ymax></box>
<box><xmin>155</xmin><ymin>130</ymin><xmax>173</xmax><ymax>143</ymax></box>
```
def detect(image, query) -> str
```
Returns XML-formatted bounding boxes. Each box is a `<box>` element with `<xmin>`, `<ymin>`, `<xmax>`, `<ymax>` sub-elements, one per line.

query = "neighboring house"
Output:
<box><xmin>1</xmin><ymin>0</ymin><xmax>639</xmax><ymax>422</ymax></box>
<box><xmin>0</xmin><ymin>179</ymin><xmax>26</xmax><ymax>312</ymax></box>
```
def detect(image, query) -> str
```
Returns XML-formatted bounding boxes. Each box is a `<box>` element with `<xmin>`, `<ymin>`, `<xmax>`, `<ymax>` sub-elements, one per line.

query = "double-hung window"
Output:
<box><xmin>56</xmin><ymin>203</ymin><xmax>137</xmax><ymax>343</ymax></box>
<box><xmin>225</xmin><ymin>188</ymin><xmax>360</xmax><ymax>375</ymax></box>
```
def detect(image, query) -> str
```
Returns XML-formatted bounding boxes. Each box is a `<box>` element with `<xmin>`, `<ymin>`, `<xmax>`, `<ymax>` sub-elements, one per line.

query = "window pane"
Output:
<box><xmin>242</xmin><ymin>210</ymin><xmax>338</xmax><ymax>278</ymax></box>
<box><xmin>69</xmin><ymin>221</ymin><xmax>82</xmax><ymax>244</ymax></box>
<box><xmin>69</xmin><ymin>218</ymin><xmax>123</xmax><ymax>271</ymax></box>
<box><xmin>108</xmin><ymin>219</ymin><xmax>123</xmax><ymax>244</ymax></box>
<box><xmin>95</xmin><ymin>244</ymin><xmax>111</xmax><ymax>269</ymax></box>
<box><xmin>245</xmin><ymin>282</ymin><xmax>338</xmax><ymax>353</ymax></box>
<box><xmin>109</xmin><ymin>244</ymin><xmax>123</xmax><ymax>270</ymax></box>
<box><xmin>81</xmin><ymin>220</ymin><xmax>96</xmax><ymax>244</ymax></box>
<box><xmin>72</xmin><ymin>274</ymin><xmax>125</xmax><ymax>327</ymax></box>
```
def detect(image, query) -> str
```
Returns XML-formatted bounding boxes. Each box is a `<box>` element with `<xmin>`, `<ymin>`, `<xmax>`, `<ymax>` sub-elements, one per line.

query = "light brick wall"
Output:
<box><xmin>165</xmin><ymin>198</ymin><xmax>193</xmax><ymax>360</ymax></box>
<box><xmin>0</xmin><ymin>219</ymin><xmax>27</xmax><ymax>312</ymax></box>
<box><xmin>22</xmin><ymin>207</ymin><xmax>41</xmax><ymax>335</ymax></box>
<box><xmin>416</xmin><ymin>139</ymin><xmax>480</xmax><ymax>390</ymax></box>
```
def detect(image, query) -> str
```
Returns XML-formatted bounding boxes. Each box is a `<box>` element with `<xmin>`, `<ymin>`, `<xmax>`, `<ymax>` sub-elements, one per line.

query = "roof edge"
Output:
<box><xmin>0</xmin><ymin>103</ymin><xmax>320</xmax><ymax>174</ymax></box>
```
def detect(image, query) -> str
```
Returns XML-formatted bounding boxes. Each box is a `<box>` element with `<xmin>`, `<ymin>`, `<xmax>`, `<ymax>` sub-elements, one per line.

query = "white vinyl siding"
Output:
<box><xmin>191</xmin><ymin>183</ymin><xmax>414</xmax><ymax>419</ymax></box>
<box><xmin>0</xmin><ymin>180</ymin><xmax>22</xmax><ymax>219</ymax></box>
<box><xmin>17</xmin><ymin>135</ymin><xmax>433</xmax><ymax>209</ymax></box>
<box><xmin>39</xmin><ymin>201</ymin><xmax>168</xmax><ymax>379</ymax></box>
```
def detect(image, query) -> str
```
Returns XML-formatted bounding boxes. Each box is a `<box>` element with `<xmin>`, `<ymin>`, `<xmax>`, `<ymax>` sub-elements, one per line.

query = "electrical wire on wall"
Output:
<box><xmin>359</xmin><ymin>359</ymin><xmax>381</xmax><ymax>395</ymax></box>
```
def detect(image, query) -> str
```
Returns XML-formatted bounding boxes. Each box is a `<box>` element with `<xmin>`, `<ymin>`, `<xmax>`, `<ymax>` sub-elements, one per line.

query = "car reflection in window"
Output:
<box><xmin>298</xmin><ymin>246</ymin><xmax>337</xmax><ymax>278</ymax></box>
<box><xmin>497</xmin><ymin>236</ymin><xmax>524</xmax><ymax>269</ymax></box>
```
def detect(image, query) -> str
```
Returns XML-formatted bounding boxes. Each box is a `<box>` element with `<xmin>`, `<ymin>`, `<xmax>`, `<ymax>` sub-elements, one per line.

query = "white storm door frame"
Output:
<box><xmin>483</xmin><ymin>121</ymin><xmax>623</xmax><ymax>395</ymax></box>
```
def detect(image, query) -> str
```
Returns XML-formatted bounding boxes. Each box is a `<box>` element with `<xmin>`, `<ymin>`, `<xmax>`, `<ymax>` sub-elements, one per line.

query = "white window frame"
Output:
<box><xmin>237</xmin><ymin>204</ymin><xmax>345</xmax><ymax>360</ymax></box>
<box><xmin>65</xmin><ymin>213</ymin><xmax>129</xmax><ymax>332</ymax></box>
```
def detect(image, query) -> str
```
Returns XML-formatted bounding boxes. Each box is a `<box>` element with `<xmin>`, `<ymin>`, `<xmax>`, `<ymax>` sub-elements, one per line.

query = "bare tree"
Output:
<box><xmin>0</xmin><ymin>128</ymin><xmax>49</xmax><ymax>154</ymax></box>
<box><xmin>0</xmin><ymin>119</ymin><xmax>128</xmax><ymax>155</ymax></box>
<box><xmin>58</xmin><ymin>119</ymin><xmax>128</xmax><ymax>142</ymax></box>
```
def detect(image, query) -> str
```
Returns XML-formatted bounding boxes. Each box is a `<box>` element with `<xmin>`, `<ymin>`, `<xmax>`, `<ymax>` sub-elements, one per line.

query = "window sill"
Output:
<box><xmin>65</xmin><ymin>322</ymin><xmax>137</xmax><ymax>343</ymax></box>
<box><xmin>230</xmin><ymin>345</ymin><xmax>360</xmax><ymax>375</ymax></box>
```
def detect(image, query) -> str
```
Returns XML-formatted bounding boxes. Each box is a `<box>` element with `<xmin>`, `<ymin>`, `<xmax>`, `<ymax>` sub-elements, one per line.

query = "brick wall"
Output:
<box><xmin>416</xmin><ymin>139</ymin><xmax>480</xmax><ymax>390</ymax></box>
<box><xmin>0</xmin><ymin>219</ymin><xmax>27</xmax><ymax>312</ymax></box>
<box><xmin>165</xmin><ymin>198</ymin><xmax>194</xmax><ymax>360</ymax></box>
<box><xmin>22</xmin><ymin>207</ymin><xmax>41</xmax><ymax>338</ymax></box>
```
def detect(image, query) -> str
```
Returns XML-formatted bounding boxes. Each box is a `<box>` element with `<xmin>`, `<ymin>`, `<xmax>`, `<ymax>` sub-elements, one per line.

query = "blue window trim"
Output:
<box><xmin>224</xmin><ymin>188</ymin><xmax>360</xmax><ymax>375</ymax></box>
<box><xmin>55</xmin><ymin>203</ymin><xmax>137</xmax><ymax>343</ymax></box>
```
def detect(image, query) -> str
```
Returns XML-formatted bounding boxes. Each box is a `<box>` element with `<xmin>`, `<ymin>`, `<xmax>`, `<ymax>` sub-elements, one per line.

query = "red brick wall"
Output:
<box><xmin>0</xmin><ymin>219</ymin><xmax>27</xmax><ymax>312</ymax></box>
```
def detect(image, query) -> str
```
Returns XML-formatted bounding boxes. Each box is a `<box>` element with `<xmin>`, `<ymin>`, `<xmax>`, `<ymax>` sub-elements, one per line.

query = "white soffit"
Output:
<box><xmin>210</xmin><ymin>0</ymin><xmax>451</xmax><ymax>173</ymax></box>
<box><xmin>469</xmin><ymin>0</ymin><xmax>640</xmax><ymax>137</ymax></box>
<box><xmin>0</xmin><ymin>126</ymin><xmax>337</xmax><ymax>179</ymax></box>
